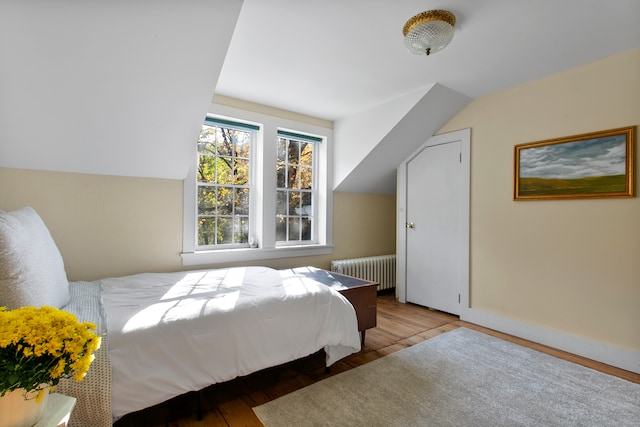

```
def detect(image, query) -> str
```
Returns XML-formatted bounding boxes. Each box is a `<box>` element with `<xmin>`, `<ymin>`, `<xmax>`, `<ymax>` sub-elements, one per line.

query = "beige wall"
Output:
<box><xmin>0</xmin><ymin>169</ymin><xmax>183</xmax><ymax>280</ymax></box>
<box><xmin>221</xmin><ymin>192</ymin><xmax>396</xmax><ymax>271</ymax></box>
<box><xmin>0</xmin><ymin>168</ymin><xmax>395</xmax><ymax>281</ymax></box>
<box><xmin>3</xmin><ymin>49</ymin><xmax>636</xmax><ymax>358</ymax></box>
<box><xmin>439</xmin><ymin>48</ymin><xmax>640</xmax><ymax>352</ymax></box>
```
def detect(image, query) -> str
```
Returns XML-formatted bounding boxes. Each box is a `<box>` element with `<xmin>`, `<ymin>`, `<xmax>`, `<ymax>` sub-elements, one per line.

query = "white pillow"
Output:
<box><xmin>0</xmin><ymin>206</ymin><xmax>70</xmax><ymax>309</ymax></box>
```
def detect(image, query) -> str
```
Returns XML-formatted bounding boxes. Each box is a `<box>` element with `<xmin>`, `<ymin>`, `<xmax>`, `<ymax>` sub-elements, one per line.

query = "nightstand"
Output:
<box><xmin>35</xmin><ymin>393</ymin><xmax>76</xmax><ymax>427</ymax></box>
<box><xmin>288</xmin><ymin>266</ymin><xmax>377</xmax><ymax>345</ymax></box>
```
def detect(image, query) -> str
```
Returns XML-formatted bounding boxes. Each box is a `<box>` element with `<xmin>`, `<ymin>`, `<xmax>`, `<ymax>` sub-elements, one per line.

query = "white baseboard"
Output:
<box><xmin>461</xmin><ymin>308</ymin><xmax>640</xmax><ymax>375</ymax></box>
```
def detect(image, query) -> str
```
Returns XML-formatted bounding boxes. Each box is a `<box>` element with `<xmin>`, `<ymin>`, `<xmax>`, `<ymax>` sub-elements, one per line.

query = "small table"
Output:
<box><xmin>288</xmin><ymin>266</ymin><xmax>377</xmax><ymax>345</ymax></box>
<box><xmin>35</xmin><ymin>393</ymin><xmax>76</xmax><ymax>427</ymax></box>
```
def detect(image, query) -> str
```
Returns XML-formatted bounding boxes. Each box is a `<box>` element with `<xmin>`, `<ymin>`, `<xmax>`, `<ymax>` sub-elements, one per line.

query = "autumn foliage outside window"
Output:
<box><xmin>276</xmin><ymin>134</ymin><xmax>314</xmax><ymax>243</ymax></box>
<box><xmin>196</xmin><ymin>122</ymin><xmax>252</xmax><ymax>247</ymax></box>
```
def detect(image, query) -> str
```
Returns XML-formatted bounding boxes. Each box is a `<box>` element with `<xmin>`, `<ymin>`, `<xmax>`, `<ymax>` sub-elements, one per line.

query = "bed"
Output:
<box><xmin>0</xmin><ymin>207</ymin><xmax>361</xmax><ymax>426</ymax></box>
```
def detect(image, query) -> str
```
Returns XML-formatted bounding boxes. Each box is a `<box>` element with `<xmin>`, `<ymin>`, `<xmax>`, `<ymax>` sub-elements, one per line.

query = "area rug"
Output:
<box><xmin>253</xmin><ymin>328</ymin><xmax>640</xmax><ymax>426</ymax></box>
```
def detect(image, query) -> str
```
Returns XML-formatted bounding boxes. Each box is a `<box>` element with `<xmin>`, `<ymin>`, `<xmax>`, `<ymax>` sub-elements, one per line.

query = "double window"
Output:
<box><xmin>182</xmin><ymin>108</ymin><xmax>333</xmax><ymax>266</ymax></box>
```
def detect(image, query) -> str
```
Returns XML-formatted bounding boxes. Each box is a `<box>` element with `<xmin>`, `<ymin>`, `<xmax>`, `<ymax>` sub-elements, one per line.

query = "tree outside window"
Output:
<box><xmin>184</xmin><ymin>111</ymin><xmax>331</xmax><ymax>265</ymax></box>
<box><xmin>197</xmin><ymin>123</ymin><xmax>252</xmax><ymax>247</ymax></box>
<box><xmin>276</xmin><ymin>135</ymin><xmax>314</xmax><ymax>243</ymax></box>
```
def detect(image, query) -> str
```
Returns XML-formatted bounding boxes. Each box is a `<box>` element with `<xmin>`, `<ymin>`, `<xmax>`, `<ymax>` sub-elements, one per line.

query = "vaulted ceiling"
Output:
<box><xmin>1</xmin><ymin>1</ymin><xmax>639</xmax><ymax>194</ymax></box>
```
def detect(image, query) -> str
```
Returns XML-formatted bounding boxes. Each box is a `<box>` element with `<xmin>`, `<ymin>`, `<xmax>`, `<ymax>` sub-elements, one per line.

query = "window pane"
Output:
<box><xmin>287</xmin><ymin>165</ymin><xmax>299</xmax><ymax>189</ymax></box>
<box><xmin>301</xmin><ymin>217</ymin><xmax>312</xmax><ymax>240</ymax></box>
<box><xmin>197</xmin><ymin>126</ymin><xmax>217</xmax><ymax>154</ymax></box>
<box><xmin>300</xmin><ymin>142</ymin><xmax>312</xmax><ymax>166</ymax></box>
<box><xmin>277</xmin><ymin>138</ymin><xmax>286</xmax><ymax>162</ymax></box>
<box><xmin>216</xmin><ymin>128</ymin><xmax>233</xmax><ymax>156</ymax></box>
<box><xmin>276</xmin><ymin>190</ymin><xmax>288</xmax><ymax>216</ymax></box>
<box><xmin>288</xmin><ymin>140</ymin><xmax>300</xmax><ymax>164</ymax></box>
<box><xmin>288</xmin><ymin>217</ymin><xmax>300</xmax><ymax>241</ymax></box>
<box><xmin>234</xmin><ymin>216</ymin><xmax>249</xmax><ymax>243</ymax></box>
<box><xmin>198</xmin><ymin>217</ymin><xmax>216</xmax><ymax>246</ymax></box>
<box><xmin>197</xmin><ymin>155</ymin><xmax>216</xmax><ymax>184</ymax></box>
<box><xmin>234</xmin><ymin>139</ymin><xmax>250</xmax><ymax>158</ymax></box>
<box><xmin>234</xmin><ymin>158</ymin><xmax>249</xmax><ymax>185</ymax></box>
<box><xmin>300</xmin><ymin>167</ymin><xmax>312</xmax><ymax>190</ymax></box>
<box><xmin>235</xmin><ymin>188</ymin><xmax>249</xmax><ymax>215</ymax></box>
<box><xmin>215</xmin><ymin>157</ymin><xmax>233</xmax><ymax>185</ymax></box>
<box><xmin>217</xmin><ymin>187</ymin><xmax>233</xmax><ymax>215</ymax></box>
<box><xmin>197</xmin><ymin>186</ymin><xmax>216</xmax><ymax>215</ymax></box>
<box><xmin>276</xmin><ymin>216</ymin><xmax>286</xmax><ymax>241</ymax></box>
<box><xmin>276</xmin><ymin>163</ymin><xmax>286</xmax><ymax>187</ymax></box>
<box><xmin>301</xmin><ymin>191</ymin><xmax>312</xmax><ymax>215</ymax></box>
<box><xmin>288</xmin><ymin>191</ymin><xmax>300</xmax><ymax>215</ymax></box>
<box><xmin>217</xmin><ymin>217</ymin><xmax>233</xmax><ymax>244</ymax></box>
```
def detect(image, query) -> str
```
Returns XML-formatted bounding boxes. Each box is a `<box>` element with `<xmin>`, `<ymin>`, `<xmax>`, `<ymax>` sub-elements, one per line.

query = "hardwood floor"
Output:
<box><xmin>114</xmin><ymin>293</ymin><xmax>639</xmax><ymax>427</ymax></box>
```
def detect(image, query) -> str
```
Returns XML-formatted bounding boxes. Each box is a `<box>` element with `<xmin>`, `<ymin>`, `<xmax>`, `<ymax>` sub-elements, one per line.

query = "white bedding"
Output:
<box><xmin>101</xmin><ymin>266</ymin><xmax>361</xmax><ymax>419</ymax></box>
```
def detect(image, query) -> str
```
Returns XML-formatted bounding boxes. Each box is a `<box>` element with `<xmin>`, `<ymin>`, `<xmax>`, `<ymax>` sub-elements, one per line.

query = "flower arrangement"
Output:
<box><xmin>0</xmin><ymin>306</ymin><xmax>101</xmax><ymax>401</ymax></box>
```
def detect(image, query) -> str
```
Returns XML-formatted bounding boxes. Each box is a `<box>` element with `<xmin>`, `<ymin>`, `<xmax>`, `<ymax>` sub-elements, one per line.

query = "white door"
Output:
<box><xmin>405</xmin><ymin>139</ymin><xmax>465</xmax><ymax>315</ymax></box>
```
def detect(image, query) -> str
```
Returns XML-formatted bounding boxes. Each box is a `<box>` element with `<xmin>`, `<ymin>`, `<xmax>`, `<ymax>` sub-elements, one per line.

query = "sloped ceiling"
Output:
<box><xmin>0</xmin><ymin>0</ymin><xmax>242</xmax><ymax>180</ymax></box>
<box><xmin>215</xmin><ymin>1</ymin><xmax>640</xmax><ymax>194</ymax></box>
<box><xmin>1</xmin><ymin>1</ymin><xmax>639</xmax><ymax>195</ymax></box>
<box><xmin>334</xmin><ymin>84</ymin><xmax>471</xmax><ymax>194</ymax></box>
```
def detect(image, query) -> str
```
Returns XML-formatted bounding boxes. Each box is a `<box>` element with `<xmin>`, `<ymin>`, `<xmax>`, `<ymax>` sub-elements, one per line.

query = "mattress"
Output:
<box><xmin>100</xmin><ymin>266</ymin><xmax>361</xmax><ymax>418</ymax></box>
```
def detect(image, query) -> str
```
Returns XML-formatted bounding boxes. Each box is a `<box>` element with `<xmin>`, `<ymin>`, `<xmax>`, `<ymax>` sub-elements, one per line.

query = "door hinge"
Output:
<box><xmin>458</xmin><ymin>294</ymin><xmax>461</xmax><ymax>303</ymax></box>
<box><xmin>459</xmin><ymin>152</ymin><xmax>462</xmax><ymax>163</ymax></box>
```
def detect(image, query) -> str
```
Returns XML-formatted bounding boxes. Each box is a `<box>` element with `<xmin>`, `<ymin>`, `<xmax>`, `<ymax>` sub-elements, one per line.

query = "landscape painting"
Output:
<box><xmin>514</xmin><ymin>126</ymin><xmax>635</xmax><ymax>200</ymax></box>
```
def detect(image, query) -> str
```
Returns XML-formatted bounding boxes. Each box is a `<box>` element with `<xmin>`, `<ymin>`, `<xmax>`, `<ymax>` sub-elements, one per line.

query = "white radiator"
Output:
<box><xmin>330</xmin><ymin>254</ymin><xmax>396</xmax><ymax>291</ymax></box>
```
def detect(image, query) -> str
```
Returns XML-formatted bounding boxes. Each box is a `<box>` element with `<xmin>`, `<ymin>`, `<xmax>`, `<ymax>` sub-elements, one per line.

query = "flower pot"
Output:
<box><xmin>0</xmin><ymin>388</ymin><xmax>49</xmax><ymax>427</ymax></box>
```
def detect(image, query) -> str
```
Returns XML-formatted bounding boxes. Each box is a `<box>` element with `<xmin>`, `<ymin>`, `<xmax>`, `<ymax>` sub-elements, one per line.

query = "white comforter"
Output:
<box><xmin>101</xmin><ymin>266</ymin><xmax>361</xmax><ymax>418</ymax></box>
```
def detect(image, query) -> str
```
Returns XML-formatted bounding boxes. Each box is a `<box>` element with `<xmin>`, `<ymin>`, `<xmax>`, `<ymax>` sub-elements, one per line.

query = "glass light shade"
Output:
<box><xmin>403</xmin><ymin>10</ymin><xmax>456</xmax><ymax>56</ymax></box>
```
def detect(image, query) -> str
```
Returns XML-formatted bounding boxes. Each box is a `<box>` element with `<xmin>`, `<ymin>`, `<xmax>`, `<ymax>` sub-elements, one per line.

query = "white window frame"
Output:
<box><xmin>182</xmin><ymin>103</ymin><xmax>333</xmax><ymax>266</ymax></box>
<box><xmin>196</xmin><ymin>117</ymin><xmax>257</xmax><ymax>249</ymax></box>
<box><xmin>275</xmin><ymin>128</ymin><xmax>321</xmax><ymax>246</ymax></box>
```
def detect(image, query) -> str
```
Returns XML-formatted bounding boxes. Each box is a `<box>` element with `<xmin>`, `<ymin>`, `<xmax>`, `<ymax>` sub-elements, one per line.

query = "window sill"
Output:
<box><xmin>181</xmin><ymin>244</ymin><xmax>334</xmax><ymax>267</ymax></box>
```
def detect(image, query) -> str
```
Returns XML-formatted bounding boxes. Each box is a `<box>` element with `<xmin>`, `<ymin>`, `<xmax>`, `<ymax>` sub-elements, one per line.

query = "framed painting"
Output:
<box><xmin>514</xmin><ymin>126</ymin><xmax>636</xmax><ymax>200</ymax></box>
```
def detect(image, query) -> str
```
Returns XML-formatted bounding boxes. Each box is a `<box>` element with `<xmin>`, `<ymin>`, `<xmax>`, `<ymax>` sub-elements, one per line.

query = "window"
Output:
<box><xmin>276</xmin><ymin>131</ymin><xmax>321</xmax><ymax>244</ymax></box>
<box><xmin>182</xmin><ymin>106</ymin><xmax>333</xmax><ymax>266</ymax></box>
<box><xmin>196</xmin><ymin>118</ymin><xmax>257</xmax><ymax>248</ymax></box>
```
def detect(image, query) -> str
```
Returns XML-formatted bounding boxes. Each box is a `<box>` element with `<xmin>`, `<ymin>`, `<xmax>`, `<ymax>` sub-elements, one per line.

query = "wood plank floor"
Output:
<box><xmin>114</xmin><ymin>293</ymin><xmax>639</xmax><ymax>427</ymax></box>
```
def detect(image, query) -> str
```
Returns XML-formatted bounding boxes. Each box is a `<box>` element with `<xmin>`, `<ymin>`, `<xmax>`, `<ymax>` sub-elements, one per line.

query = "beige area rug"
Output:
<box><xmin>253</xmin><ymin>328</ymin><xmax>640</xmax><ymax>426</ymax></box>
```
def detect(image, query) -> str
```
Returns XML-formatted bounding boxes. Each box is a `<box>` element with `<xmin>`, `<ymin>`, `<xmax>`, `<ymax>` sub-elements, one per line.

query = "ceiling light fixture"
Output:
<box><xmin>402</xmin><ymin>9</ymin><xmax>456</xmax><ymax>56</ymax></box>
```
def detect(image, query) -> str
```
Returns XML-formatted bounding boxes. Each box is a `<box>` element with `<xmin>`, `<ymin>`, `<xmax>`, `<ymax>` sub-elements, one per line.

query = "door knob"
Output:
<box><xmin>406</xmin><ymin>222</ymin><xmax>415</xmax><ymax>229</ymax></box>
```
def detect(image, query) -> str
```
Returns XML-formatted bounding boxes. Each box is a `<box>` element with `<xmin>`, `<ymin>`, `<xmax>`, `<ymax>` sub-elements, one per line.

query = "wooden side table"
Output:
<box><xmin>288</xmin><ymin>266</ymin><xmax>378</xmax><ymax>345</ymax></box>
<box><xmin>35</xmin><ymin>393</ymin><xmax>76</xmax><ymax>427</ymax></box>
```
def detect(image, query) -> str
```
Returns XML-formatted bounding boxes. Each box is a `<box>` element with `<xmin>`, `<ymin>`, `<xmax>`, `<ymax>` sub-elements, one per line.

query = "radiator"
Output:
<box><xmin>330</xmin><ymin>254</ymin><xmax>396</xmax><ymax>291</ymax></box>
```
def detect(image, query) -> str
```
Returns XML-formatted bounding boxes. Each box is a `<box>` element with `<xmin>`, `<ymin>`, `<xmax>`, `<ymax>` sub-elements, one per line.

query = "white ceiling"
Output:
<box><xmin>216</xmin><ymin>0</ymin><xmax>640</xmax><ymax>121</ymax></box>
<box><xmin>1</xmin><ymin>0</ymin><xmax>639</xmax><ymax>194</ymax></box>
<box><xmin>0</xmin><ymin>0</ymin><xmax>242</xmax><ymax>180</ymax></box>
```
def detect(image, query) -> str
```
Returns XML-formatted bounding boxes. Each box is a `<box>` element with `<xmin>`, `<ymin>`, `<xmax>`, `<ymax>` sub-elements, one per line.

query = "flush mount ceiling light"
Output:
<box><xmin>403</xmin><ymin>9</ymin><xmax>456</xmax><ymax>56</ymax></box>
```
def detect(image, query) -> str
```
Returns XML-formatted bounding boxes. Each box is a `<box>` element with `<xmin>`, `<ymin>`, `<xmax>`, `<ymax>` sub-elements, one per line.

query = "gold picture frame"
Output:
<box><xmin>514</xmin><ymin>126</ymin><xmax>636</xmax><ymax>200</ymax></box>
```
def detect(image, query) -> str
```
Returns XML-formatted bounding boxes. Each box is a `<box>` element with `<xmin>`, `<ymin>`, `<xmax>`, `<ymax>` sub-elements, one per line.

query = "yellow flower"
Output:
<box><xmin>0</xmin><ymin>306</ymin><xmax>99</xmax><ymax>396</ymax></box>
<box><xmin>51</xmin><ymin>359</ymin><xmax>66</xmax><ymax>379</ymax></box>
